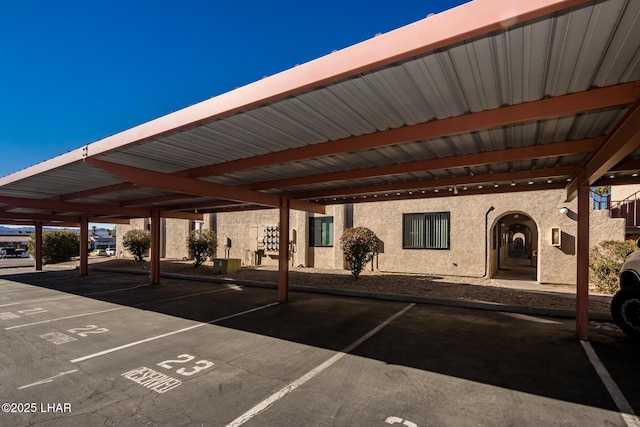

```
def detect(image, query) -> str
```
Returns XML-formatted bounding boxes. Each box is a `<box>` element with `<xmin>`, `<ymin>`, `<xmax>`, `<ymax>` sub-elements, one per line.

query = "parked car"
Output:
<box><xmin>0</xmin><ymin>247</ymin><xmax>27</xmax><ymax>258</ymax></box>
<box><xmin>105</xmin><ymin>248</ymin><xmax>115</xmax><ymax>256</ymax></box>
<box><xmin>90</xmin><ymin>249</ymin><xmax>107</xmax><ymax>257</ymax></box>
<box><xmin>613</xmin><ymin>244</ymin><xmax>640</xmax><ymax>339</ymax></box>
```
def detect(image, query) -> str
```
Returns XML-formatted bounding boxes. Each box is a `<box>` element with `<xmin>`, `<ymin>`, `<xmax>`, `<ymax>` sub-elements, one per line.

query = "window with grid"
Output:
<box><xmin>402</xmin><ymin>212</ymin><xmax>450</xmax><ymax>249</ymax></box>
<box><xmin>309</xmin><ymin>217</ymin><xmax>334</xmax><ymax>247</ymax></box>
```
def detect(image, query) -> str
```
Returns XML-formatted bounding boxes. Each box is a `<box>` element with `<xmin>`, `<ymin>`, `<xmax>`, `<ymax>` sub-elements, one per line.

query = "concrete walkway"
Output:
<box><xmin>492</xmin><ymin>253</ymin><xmax>612</xmax><ymax>305</ymax></box>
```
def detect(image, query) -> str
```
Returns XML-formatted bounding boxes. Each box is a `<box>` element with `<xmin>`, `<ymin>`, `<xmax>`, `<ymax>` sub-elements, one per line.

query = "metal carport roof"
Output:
<box><xmin>1</xmin><ymin>0</ymin><xmax>639</xmax><ymax>339</ymax></box>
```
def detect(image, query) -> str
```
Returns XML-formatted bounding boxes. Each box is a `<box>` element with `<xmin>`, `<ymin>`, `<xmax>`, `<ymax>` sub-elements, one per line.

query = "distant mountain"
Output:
<box><xmin>0</xmin><ymin>226</ymin><xmax>37</xmax><ymax>234</ymax></box>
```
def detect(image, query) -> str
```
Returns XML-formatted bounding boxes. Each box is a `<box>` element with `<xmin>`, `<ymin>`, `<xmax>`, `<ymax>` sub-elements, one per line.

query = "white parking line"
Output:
<box><xmin>4</xmin><ymin>286</ymin><xmax>238</xmax><ymax>330</ymax></box>
<box><xmin>80</xmin><ymin>285</ymin><xmax>143</xmax><ymax>296</ymax></box>
<box><xmin>70</xmin><ymin>302</ymin><xmax>280</xmax><ymax>363</ymax></box>
<box><xmin>18</xmin><ymin>369</ymin><xmax>78</xmax><ymax>390</ymax></box>
<box><xmin>0</xmin><ymin>295</ymin><xmax>75</xmax><ymax>308</ymax></box>
<box><xmin>581</xmin><ymin>341</ymin><xmax>640</xmax><ymax>427</ymax></box>
<box><xmin>5</xmin><ymin>307</ymin><xmax>128</xmax><ymax>330</ymax></box>
<box><xmin>500</xmin><ymin>312</ymin><xmax>562</xmax><ymax>324</ymax></box>
<box><xmin>0</xmin><ymin>287</ymin><xmax>42</xmax><ymax>294</ymax></box>
<box><xmin>225</xmin><ymin>303</ymin><xmax>415</xmax><ymax>427</ymax></box>
<box><xmin>132</xmin><ymin>286</ymin><xmax>242</xmax><ymax>307</ymax></box>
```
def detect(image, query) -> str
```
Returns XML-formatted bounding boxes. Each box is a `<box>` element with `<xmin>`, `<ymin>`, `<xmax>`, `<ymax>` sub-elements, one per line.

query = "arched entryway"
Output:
<box><xmin>490</xmin><ymin>212</ymin><xmax>538</xmax><ymax>281</ymax></box>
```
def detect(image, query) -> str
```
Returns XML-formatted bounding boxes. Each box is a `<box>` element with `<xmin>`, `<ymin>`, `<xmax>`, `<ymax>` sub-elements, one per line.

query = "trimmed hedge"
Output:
<box><xmin>589</xmin><ymin>240</ymin><xmax>638</xmax><ymax>294</ymax></box>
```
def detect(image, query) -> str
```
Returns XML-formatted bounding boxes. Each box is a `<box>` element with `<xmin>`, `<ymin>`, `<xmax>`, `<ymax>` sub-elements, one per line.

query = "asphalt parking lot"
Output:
<box><xmin>1</xmin><ymin>267</ymin><xmax>639</xmax><ymax>426</ymax></box>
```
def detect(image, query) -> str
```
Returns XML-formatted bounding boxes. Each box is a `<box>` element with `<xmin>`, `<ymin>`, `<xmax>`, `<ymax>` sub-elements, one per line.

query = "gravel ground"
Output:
<box><xmin>78</xmin><ymin>258</ymin><xmax>611</xmax><ymax>314</ymax></box>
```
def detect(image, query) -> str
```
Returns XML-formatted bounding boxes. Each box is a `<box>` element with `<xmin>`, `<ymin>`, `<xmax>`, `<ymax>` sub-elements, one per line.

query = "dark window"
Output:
<box><xmin>402</xmin><ymin>212</ymin><xmax>450</xmax><ymax>249</ymax></box>
<box><xmin>309</xmin><ymin>217</ymin><xmax>334</xmax><ymax>247</ymax></box>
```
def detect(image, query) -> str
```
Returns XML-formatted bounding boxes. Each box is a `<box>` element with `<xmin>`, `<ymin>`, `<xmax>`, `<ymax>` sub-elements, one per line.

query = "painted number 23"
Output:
<box><xmin>157</xmin><ymin>354</ymin><xmax>214</xmax><ymax>376</ymax></box>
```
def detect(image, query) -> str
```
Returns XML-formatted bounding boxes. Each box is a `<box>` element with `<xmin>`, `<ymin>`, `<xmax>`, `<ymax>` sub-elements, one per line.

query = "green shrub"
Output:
<box><xmin>187</xmin><ymin>229</ymin><xmax>217</xmax><ymax>267</ymax></box>
<box><xmin>340</xmin><ymin>227</ymin><xmax>379</xmax><ymax>279</ymax></box>
<box><xmin>589</xmin><ymin>240</ymin><xmax>638</xmax><ymax>294</ymax></box>
<box><xmin>122</xmin><ymin>229</ymin><xmax>151</xmax><ymax>262</ymax></box>
<box><xmin>28</xmin><ymin>230</ymin><xmax>79</xmax><ymax>264</ymax></box>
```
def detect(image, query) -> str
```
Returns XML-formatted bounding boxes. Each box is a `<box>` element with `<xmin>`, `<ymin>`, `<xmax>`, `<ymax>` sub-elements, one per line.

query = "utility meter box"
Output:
<box><xmin>213</xmin><ymin>258</ymin><xmax>241</xmax><ymax>274</ymax></box>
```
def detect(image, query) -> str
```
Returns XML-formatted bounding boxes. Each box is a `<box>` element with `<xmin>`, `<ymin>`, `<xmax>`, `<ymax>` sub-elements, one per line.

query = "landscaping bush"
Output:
<box><xmin>187</xmin><ymin>229</ymin><xmax>218</xmax><ymax>267</ymax></box>
<box><xmin>340</xmin><ymin>227</ymin><xmax>379</xmax><ymax>279</ymax></box>
<box><xmin>589</xmin><ymin>240</ymin><xmax>638</xmax><ymax>294</ymax></box>
<box><xmin>28</xmin><ymin>230</ymin><xmax>79</xmax><ymax>264</ymax></box>
<box><xmin>122</xmin><ymin>229</ymin><xmax>151</xmax><ymax>262</ymax></box>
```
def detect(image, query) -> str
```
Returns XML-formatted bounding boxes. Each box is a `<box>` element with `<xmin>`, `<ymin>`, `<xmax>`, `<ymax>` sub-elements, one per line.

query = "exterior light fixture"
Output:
<box><xmin>494</xmin><ymin>184</ymin><xmax>499</xmax><ymax>188</ymax></box>
<box><xmin>510</xmin><ymin>182</ymin><xmax>516</xmax><ymax>187</ymax></box>
<box><xmin>528</xmin><ymin>181</ymin><xmax>533</xmax><ymax>185</ymax></box>
<box><xmin>560</xmin><ymin>207</ymin><xmax>569</xmax><ymax>215</ymax></box>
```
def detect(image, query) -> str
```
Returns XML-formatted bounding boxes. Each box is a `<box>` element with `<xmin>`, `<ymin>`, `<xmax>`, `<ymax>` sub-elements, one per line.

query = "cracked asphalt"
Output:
<box><xmin>1</xmin><ymin>268</ymin><xmax>639</xmax><ymax>426</ymax></box>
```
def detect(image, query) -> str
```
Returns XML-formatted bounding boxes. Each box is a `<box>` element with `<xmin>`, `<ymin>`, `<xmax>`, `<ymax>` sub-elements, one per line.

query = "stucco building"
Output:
<box><xmin>116</xmin><ymin>188</ymin><xmax>625</xmax><ymax>285</ymax></box>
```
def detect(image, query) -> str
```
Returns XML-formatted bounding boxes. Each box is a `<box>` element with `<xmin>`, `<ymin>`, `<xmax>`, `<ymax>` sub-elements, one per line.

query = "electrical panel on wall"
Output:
<box><xmin>264</xmin><ymin>225</ymin><xmax>279</xmax><ymax>253</ymax></box>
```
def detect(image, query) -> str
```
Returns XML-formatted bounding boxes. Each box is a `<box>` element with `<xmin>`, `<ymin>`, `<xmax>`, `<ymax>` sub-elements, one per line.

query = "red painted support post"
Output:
<box><xmin>150</xmin><ymin>210</ymin><xmax>161</xmax><ymax>285</ymax></box>
<box><xmin>35</xmin><ymin>222</ymin><xmax>43</xmax><ymax>271</ymax></box>
<box><xmin>576</xmin><ymin>183</ymin><xmax>590</xmax><ymax>340</ymax></box>
<box><xmin>80</xmin><ymin>217</ymin><xmax>89</xmax><ymax>276</ymax></box>
<box><xmin>278</xmin><ymin>197</ymin><xmax>290</xmax><ymax>302</ymax></box>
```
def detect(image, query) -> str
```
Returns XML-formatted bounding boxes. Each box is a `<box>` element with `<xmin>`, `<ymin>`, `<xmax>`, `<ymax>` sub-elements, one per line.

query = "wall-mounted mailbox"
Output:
<box><xmin>551</xmin><ymin>227</ymin><xmax>561</xmax><ymax>247</ymax></box>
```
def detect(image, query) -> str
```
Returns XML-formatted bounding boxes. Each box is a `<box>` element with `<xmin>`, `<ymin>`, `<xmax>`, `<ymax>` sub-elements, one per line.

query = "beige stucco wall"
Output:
<box><xmin>211</xmin><ymin>188</ymin><xmax>591</xmax><ymax>281</ymax></box>
<box><xmin>164</xmin><ymin>218</ymin><xmax>190</xmax><ymax>259</ymax></box>
<box><xmin>115</xmin><ymin>218</ymin><xmax>147</xmax><ymax>259</ymax></box>
<box><xmin>611</xmin><ymin>184</ymin><xmax>640</xmax><ymax>203</ymax></box>
<box><xmin>208</xmin><ymin>205</ymin><xmax>345</xmax><ymax>269</ymax></box>
<box><xmin>116</xmin><ymin>188</ymin><xmax>626</xmax><ymax>284</ymax></box>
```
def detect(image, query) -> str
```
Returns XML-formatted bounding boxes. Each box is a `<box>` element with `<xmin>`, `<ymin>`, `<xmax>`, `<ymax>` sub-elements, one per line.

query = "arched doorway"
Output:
<box><xmin>491</xmin><ymin>212</ymin><xmax>538</xmax><ymax>281</ymax></box>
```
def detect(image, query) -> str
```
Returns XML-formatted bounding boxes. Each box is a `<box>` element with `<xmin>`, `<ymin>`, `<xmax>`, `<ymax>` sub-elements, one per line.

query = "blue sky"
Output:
<box><xmin>0</xmin><ymin>0</ymin><xmax>467</xmax><ymax>179</ymax></box>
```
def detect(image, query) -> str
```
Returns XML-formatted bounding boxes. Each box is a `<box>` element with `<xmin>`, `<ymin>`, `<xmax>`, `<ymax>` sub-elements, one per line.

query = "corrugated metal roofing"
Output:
<box><xmin>0</xmin><ymin>0</ymin><xmax>639</xmax><ymax>224</ymax></box>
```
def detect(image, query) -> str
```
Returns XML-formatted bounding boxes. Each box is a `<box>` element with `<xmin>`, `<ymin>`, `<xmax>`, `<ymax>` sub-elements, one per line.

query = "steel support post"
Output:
<box><xmin>576</xmin><ymin>183</ymin><xmax>590</xmax><ymax>340</ymax></box>
<box><xmin>34</xmin><ymin>222</ymin><xmax>43</xmax><ymax>271</ymax></box>
<box><xmin>150</xmin><ymin>209</ymin><xmax>161</xmax><ymax>285</ymax></box>
<box><xmin>80</xmin><ymin>217</ymin><xmax>89</xmax><ymax>276</ymax></box>
<box><xmin>278</xmin><ymin>197</ymin><xmax>290</xmax><ymax>302</ymax></box>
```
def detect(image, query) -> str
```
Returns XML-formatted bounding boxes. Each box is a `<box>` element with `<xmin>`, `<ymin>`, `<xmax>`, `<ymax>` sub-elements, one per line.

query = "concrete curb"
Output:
<box><xmin>91</xmin><ymin>266</ymin><xmax>613</xmax><ymax>322</ymax></box>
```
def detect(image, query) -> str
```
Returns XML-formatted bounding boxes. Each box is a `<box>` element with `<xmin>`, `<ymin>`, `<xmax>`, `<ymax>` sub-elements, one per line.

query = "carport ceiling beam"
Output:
<box><xmin>295</xmin><ymin>166</ymin><xmax>577</xmax><ymax>199</ymax></box>
<box><xmin>252</xmin><ymin>139</ymin><xmax>600</xmax><ymax>190</ymax></box>
<box><xmin>65</xmin><ymin>82</ymin><xmax>632</xmax><ymax>203</ymax></box>
<box><xmin>0</xmin><ymin>196</ymin><xmax>150</xmax><ymax>217</ymax></box>
<box><xmin>185</xmin><ymin>83</ymin><xmax>638</xmax><ymax>178</ymax></box>
<box><xmin>85</xmin><ymin>159</ymin><xmax>326</xmax><ymax>214</ymax></box>
<box><xmin>0</xmin><ymin>212</ymin><xmax>129</xmax><ymax>224</ymax></box>
<box><xmin>58</xmin><ymin>182</ymin><xmax>135</xmax><ymax>202</ymax></box>
<box><xmin>567</xmin><ymin>100</ymin><xmax>640</xmax><ymax>201</ymax></box>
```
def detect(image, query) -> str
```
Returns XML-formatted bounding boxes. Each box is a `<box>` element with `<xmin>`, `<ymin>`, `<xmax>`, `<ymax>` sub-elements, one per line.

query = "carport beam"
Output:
<box><xmin>34</xmin><ymin>222</ymin><xmax>43</xmax><ymax>271</ymax></box>
<box><xmin>576</xmin><ymin>183</ymin><xmax>590</xmax><ymax>340</ymax></box>
<box><xmin>279</xmin><ymin>197</ymin><xmax>290</xmax><ymax>302</ymax></box>
<box><xmin>150</xmin><ymin>209</ymin><xmax>161</xmax><ymax>285</ymax></box>
<box><xmin>80</xmin><ymin>217</ymin><xmax>89</xmax><ymax>276</ymax></box>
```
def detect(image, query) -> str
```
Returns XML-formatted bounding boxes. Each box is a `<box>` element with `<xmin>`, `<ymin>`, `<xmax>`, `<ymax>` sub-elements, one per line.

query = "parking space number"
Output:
<box><xmin>157</xmin><ymin>354</ymin><xmax>214</xmax><ymax>377</ymax></box>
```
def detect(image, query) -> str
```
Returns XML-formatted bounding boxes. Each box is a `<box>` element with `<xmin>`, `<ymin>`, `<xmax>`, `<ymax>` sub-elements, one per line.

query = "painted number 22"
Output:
<box><xmin>157</xmin><ymin>354</ymin><xmax>214</xmax><ymax>376</ymax></box>
<box><xmin>67</xmin><ymin>325</ymin><xmax>109</xmax><ymax>337</ymax></box>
